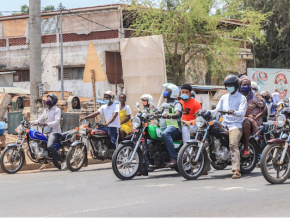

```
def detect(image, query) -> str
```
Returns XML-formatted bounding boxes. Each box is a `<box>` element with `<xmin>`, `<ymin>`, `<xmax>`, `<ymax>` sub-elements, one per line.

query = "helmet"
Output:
<box><xmin>224</xmin><ymin>74</ymin><xmax>239</xmax><ymax>91</ymax></box>
<box><xmin>140</xmin><ymin>94</ymin><xmax>153</xmax><ymax>104</ymax></box>
<box><xmin>251</xmin><ymin>81</ymin><xmax>260</xmax><ymax>92</ymax></box>
<box><xmin>104</xmin><ymin>90</ymin><xmax>115</xmax><ymax>100</ymax></box>
<box><xmin>47</xmin><ymin>94</ymin><xmax>58</xmax><ymax>106</ymax></box>
<box><xmin>163</xmin><ymin>83</ymin><xmax>179</xmax><ymax>99</ymax></box>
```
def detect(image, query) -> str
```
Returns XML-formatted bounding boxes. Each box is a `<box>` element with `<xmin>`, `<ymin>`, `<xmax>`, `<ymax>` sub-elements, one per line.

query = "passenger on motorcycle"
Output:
<box><xmin>119</xmin><ymin>94</ymin><xmax>132</xmax><ymax>141</ymax></box>
<box><xmin>251</xmin><ymin>81</ymin><xmax>260</xmax><ymax>93</ymax></box>
<box><xmin>260</xmin><ymin>91</ymin><xmax>276</xmax><ymax>121</ymax></box>
<box><xmin>80</xmin><ymin>91</ymin><xmax>120</xmax><ymax>149</ymax></box>
<box><xmin>239</xmin><ymin>75</ymin><xmax>267</xmax><ymax>158</ymax></box>
<box><xmin>30</xmin><ymin>94</ymin><xmax>67</xmax><ymax>170</ymax></box>
<box><xmin>161</xmin><ymin>83</ymin><xmax>183</xmax><ymax>168</ymax></box>
<box><xmin>213</xmin><ymin>75</ymin><xmax>247</xmax><ymax>179</ymax></box>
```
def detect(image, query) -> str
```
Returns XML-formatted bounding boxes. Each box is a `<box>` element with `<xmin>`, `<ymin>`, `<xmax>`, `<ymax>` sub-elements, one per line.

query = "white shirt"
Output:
<box><xmin>213</xmin><ymin>92</ymin><xmax>247</xmax><ymax>130</ymax></box>
<box><xmin>120</xmin><ymin>104</ymin><xmax>132</xmax><ymax>115</ymax></box>
<box><xmin>98</xmin><ymin>103</ymin><xmax>120</xmax><ymax>128</ymax></box>
<box><xmin>32</xmin><ymin>106</ymin><xmax>62</xmax><ymax>134</ymax></box>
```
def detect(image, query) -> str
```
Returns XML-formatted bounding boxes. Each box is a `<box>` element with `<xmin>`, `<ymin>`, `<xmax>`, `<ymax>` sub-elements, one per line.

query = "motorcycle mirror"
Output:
<box><xmin>135</xmin><ymin>102</ymin><xmax>140</xmax><ymax>109</ymax></box>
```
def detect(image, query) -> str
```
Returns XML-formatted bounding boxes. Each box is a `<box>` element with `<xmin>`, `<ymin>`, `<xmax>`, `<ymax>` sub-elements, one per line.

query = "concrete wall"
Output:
<box><xmin>0</xmin><ymin>74</ymin><xmax>13</xmax><ymax>86</ymax></box>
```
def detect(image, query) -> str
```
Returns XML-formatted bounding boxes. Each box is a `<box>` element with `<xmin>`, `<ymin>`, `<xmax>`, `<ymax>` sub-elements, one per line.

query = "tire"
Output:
<box><xmin>177</xmin><ymin>142</ymin><xmax>206</xmax><ymax>180</ymax></box>
<box><xmin>172</xmin><ymin>166</ymin><xmax>179</xmax><ymax>173</ymax></box>
<box><xmin>112</xmin><ymin>144</ymin><xmax>142</xmax><ymax>180</ymax></box>
<box><xmin>210</xmin><ymin>162</ymin><xmax>227</xmax><ymax>170</ymax></box>
<box><xmin>66</xmin><ymin>144</ymin><xmax>87</xmax><ymax>172</ymax></box>
<box><xmin>0</xmin><ymin>147</ymin><xmax>25</xmax><ymax>174</ymax></box>
<box><xmin>240</xmin><ymin>140</ymin><xmax>258</xmax><ymax>174</ymax></box>
<box><xmin>260</xmin><ymin>144</ymin><xmax>290</xmax><ymax>184</ymax></box>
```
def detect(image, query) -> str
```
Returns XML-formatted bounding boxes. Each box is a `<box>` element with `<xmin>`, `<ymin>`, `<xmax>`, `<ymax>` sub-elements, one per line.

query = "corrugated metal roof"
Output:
<box><xmin>0</xmin><ymin>87</ymin><xmax>30</xmax><ymax>95</ymax></box>
<box><xmin>0</xmin><ymin>71</ymin><xmax>16</xmax><ymax>75</ymax></box>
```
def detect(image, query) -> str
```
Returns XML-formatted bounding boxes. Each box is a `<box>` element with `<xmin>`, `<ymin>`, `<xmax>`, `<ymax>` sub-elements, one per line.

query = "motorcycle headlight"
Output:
<box><xmin>195</xmin><ymin>116</ymin><xmax>205</xmax><ymax>128</ymax></box>
<box><xmin>15</xmin><ymin>125</ymin><xmax>24</xmax><ymax>134</ymax></box>
<box><xmin>132</xmin><ymin>117</ymin><xmax>141</xmax><ymax>129</ymax></box>
<box><xmin>78</xmin><ymin>127</ymin><xmax>87</xmax><ymax>135</ymax></box>
<box><xmin>276</xmin><ymin>114</ymin><xmax>286</xmax><ymax>128</ymax></box>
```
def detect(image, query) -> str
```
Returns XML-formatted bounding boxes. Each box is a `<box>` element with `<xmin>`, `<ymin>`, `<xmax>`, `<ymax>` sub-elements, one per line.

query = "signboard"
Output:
<box><xmin>247</xmin><ymin>68</ymin><xmax>290</xmax><ymax>98</ymax></box>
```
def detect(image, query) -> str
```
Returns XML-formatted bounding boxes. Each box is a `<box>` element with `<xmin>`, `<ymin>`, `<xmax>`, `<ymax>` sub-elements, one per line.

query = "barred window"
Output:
<box><xmin>58</xmin><ymin>67</ymin><xmax>84</xmax><ymax>80</ymax></box>
<box><xmin>13</xmin><ymin>70</ymin><xmax>30</xmax><ymax>82</ymax></box>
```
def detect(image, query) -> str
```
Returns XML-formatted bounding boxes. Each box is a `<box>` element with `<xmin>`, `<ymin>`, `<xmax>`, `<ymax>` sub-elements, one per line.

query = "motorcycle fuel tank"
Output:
<box><xmin>29</xmin><ymin>129</ymin><xmax>47</xmax><ymax>141</ymax></box>
<box><xmin>148</xmin><ymin>125</ymin><xmax>163</xmax><ymax>140</ymax></box>
<box><xmin>212</xmin><ymin>121</ymin><xmax>228</xmax><ymax>136</ymax></box>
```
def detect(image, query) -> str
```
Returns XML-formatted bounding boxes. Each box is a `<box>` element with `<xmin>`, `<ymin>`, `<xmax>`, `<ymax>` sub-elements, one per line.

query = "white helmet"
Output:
<box><xmin>140</xmin><ymin>94</ymin><xmax>153</xmax><ymax>104</ymax></box>
<box><xmin>251</xmin><ymin>81</ymin><xmax>260</xmax><ymax>92</ymax></box>
<box><xmin>104</xmin><ymin>90</ymin><xmax>115</xmax><ymax>100</ymax></box>
<box><xmin>163</xmin><ymin>83</ymin><xmax>179</xmax><ymax>99</ymax></box>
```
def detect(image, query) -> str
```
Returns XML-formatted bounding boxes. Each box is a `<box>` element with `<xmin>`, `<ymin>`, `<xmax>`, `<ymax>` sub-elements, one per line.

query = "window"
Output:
<box><xmin>13</xmin><ymin>70</ymin><xmax>30</xmax><ymax>82</ymax></box>
<box><xmin>105</xmin><ymin>51</ymin><xmax>124</xmax><ymax>84</ymax></box>
<box><xmin>58</xmin><ymin>67</ymin><xmax>84</xmax><ymax>80</ymax></box>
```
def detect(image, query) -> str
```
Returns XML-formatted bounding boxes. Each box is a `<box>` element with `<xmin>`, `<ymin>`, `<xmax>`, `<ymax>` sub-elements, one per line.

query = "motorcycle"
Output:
<box><xmin>177</xmin><ymin>110</ymin><xmax>259</xmax><ymax>180</ymax></box>
<box><xmin>0</xmin><ymin>119</ymin><xmax>76</xmax><ymax>174</ymax></box>
<box><xmin>112</xmin><ymin>102</ymin><xmax>182</xmax><ymax>180</ymax></box>
<box><xmin>260</xmin><ymin>109</ymin><xmax>290</xmax><ymax>184</ymax></box>
<box><xmin>66</xmin><ymin>121</ymin><xmax>136</xmax><ymax>172</ymax></box>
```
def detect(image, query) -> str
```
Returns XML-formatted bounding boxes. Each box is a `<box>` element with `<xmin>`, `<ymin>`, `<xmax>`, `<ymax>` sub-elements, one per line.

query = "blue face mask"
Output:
<box><xmin>180</xmin><ymin>94</ymin><xmax>189</xmax><ymax>100</ymax></box>
<box><xmin>163</xmin><ymin>91</ymin><xmax>169</xmax><ymax>98</ymax></box>
<box><xmin>103</xmin><ymin>100</ymin><xmax>110</xmax><ymax>104</ymax></box>
<box><xmin>241</xmin><ymin>85</ymin><xmax>251</xmax><ymax>94</ymax></box>
<box><xmin>226</xmin><ymin>86</ymin><xmax>235</xmax><ymax>94</ymax></box>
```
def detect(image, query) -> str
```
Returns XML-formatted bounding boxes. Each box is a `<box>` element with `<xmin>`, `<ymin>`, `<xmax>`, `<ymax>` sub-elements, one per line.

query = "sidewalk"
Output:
<box><xmin>0</xmin><ymin>134</ymin><xmax>111</xmax><ymax>174</ymax></box>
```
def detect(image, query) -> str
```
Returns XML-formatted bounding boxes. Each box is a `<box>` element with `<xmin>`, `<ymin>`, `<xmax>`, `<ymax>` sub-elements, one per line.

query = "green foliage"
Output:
<box><xmin>123</xmin><ymin>0</ymin><xmax>268</xmax><ymax>85</ymax></box>
<box><xmin>12</xmin><ymin>4</ymin><xmax>29</xmax><ymax>15</ymax></box>
<box><xmin>43</xmin><ymin>5</ymin><xmax>55</xmax><ymax>12</ymax></box>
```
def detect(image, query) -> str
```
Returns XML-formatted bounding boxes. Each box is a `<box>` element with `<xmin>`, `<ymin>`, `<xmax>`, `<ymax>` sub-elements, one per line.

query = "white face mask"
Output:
<box><xmin>226</xmin><ymin>86</ymin><xmax>235</xmax><ymax>94</ymax></box>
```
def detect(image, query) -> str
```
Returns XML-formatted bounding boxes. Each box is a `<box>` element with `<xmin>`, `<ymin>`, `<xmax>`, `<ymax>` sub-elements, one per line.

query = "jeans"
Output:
<box><xmin>161</xmin><ymin>126</ymin><xmax>181</xmax><ymax>160</ymax></box>
<box><xmin>182</xmin><ymin>125</ymin><xmax>197</xmax><ymax>143</ymax></box>
<box><xmin>47</xmin><ymin>133</ymin><xmax>61</xmax><ymax>162</ymax></box>
<box><xmin>97</xmin><ymin>126</ymin><xmax>119</xmax><ymax>149</ymax></box>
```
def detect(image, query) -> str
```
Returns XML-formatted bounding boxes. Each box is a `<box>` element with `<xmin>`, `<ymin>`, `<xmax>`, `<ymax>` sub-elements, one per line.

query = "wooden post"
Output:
<box><xmin>91</xmin><ymin>70</ymin><xmax>97</xmax><ymax>122</ymax></box>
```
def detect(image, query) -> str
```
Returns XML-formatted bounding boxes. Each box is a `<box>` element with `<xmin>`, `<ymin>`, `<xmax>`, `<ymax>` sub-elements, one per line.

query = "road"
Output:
<box><xmin>0</xmin><ymin>163</ymin><xmax>289</xmax><ymax>217</ymax></box>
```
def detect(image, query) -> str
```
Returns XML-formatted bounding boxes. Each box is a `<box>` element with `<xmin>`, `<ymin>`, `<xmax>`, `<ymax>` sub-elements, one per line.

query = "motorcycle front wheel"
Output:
<box><xmin>260</xmin><ymin>144</ymin><xmax>290</xmax><ymax>184</ymax></box>
<box><xmin>66</xmin><ymin>144</ymin><xmax>86</xmax><ymax>172</ymax></box>
<box><xmin>112</xmin><ymin>144</ymin><xmax>142</xmax><ymax>180</ymax></box>
<box><xmin>0</xmin><ymin>147</ymin><xmax>25</xmax><ymax>174</ymax></box>
<box><xmin>177</xmin><ymin>143</ymin><xmax>206</xmax><ymax>180</ymax></box>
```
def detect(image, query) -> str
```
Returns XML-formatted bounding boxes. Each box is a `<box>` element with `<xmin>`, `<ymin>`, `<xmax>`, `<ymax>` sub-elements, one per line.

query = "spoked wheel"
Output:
<box><xmin>112</xmin><ymin>144</ymin><xmax>142</xmax><ymax>180</ymax></box>
<box><xmin>240</xmin><ymin>140</ymin><xmax>258</xmax><ymax>174</ymax></box>
<box><xmin>260</xmin><ymin>144</ymin><xmax>290</xmax><ymax>184</ymax></box>
<box><xmin>177</xmin><ymin>143</ymin><xmax>205</xmax><ymax>180</ymax></box>
<box><xmin>66</xmin><ymin>145</ymin><xmax>86</xmax><ymax>172</ymax></box>
<box><xmin>0</xmin><ymin>147</ymin><xmax>25</xmax><ymax>174</ymax></box>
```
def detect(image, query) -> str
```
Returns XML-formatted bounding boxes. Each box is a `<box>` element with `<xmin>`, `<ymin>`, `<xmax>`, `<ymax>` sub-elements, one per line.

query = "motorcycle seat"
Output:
<box><xmin>60</xmin><ymin>130</ymin><xmax>75</xmax><ymax>141</ymax></box>
<box><xmin>91</xmin><ymin>129</ymin><xmax>108</xmax><ymax>135</ymax></box>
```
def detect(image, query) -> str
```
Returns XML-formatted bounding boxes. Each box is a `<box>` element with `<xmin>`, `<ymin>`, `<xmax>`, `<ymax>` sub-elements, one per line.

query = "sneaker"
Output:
<box><xmin>61</xmin><ymin>162</ymin><xmax>67</xmax><ymax>171</ymax></box>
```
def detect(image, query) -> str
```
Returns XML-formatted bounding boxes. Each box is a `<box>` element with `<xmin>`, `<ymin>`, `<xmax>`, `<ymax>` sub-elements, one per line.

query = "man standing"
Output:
<box><xmin>214</xmin><ymin>75</ymin><xmax>247</xmax><ymax>179</ymax></box>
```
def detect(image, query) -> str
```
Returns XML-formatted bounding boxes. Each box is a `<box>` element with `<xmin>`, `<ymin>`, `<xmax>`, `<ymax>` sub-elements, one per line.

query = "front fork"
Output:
<box><xmin>194</xmin><ymin>129</ymin><xmax>208</xmax><ymax>162</ymax></box>
<box><xmin>129</xmin><ymin>126</ymin><xmax>146</xmax><ymax>162</ymax></box>
<box><xmin>279</xmin><ymin>141</ymin><xmax>289</xmax><ymax>164</ymax></box>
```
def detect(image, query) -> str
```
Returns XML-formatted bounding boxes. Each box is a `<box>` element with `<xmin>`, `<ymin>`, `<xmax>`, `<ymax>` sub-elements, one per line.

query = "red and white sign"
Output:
<box><xmin>275</xmin><ymin>73</ymin><xmax>288</xmax><ymax>98</ymax></box>
<box><xmin>252</xmin><ymin>71</ymin><xmax>268</xmax><ymax>82</ymax></box>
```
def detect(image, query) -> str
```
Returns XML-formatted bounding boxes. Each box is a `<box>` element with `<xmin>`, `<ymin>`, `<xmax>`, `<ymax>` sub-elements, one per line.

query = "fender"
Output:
<box><xmin>120</xmin><ymin>140</ymin><xmax>135</xmax><ymax>146</ymax></box>
<box><xmin>267</xmin><ymin>139</ymin><xmax>285</xmax><ymax>145</ymax></box>
<box><xmin>6</xmin><ymin>143</ymin><xmax>19</xmax><ymax>149</ymax></box>
<box><xmin>71</xmin><ymin>140</ymin><xmax>85</xmax><ymax>147</ymax></box>
<box><xmin>185</xmin><ymin>139</ymin><xmax>200</xmax><ymax>147</ymax></box>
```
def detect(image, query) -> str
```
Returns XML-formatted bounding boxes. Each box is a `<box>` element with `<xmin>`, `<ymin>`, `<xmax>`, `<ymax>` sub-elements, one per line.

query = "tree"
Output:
<box><xmin>12</xmin><ymin>4</ymin><xmax>29</xmax><ymax>15</ymax></box>
<box><xmin>43</xmin><ymin>5</ymin><xmax>55</xmax><ymax>12</ymax></box>
<box><xmin>124</xmin><ymin>0</ymin><xmax>268</xmax><ymax>85</ymax></box>
<box><xmin>244</xmin><ymin>0</ymin><xmax>290</xmax><ymax>68</ymax></box>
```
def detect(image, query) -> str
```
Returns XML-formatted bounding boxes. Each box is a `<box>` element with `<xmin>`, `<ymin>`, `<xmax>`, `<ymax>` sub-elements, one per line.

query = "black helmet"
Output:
<box><xmin>224</xmin><ymin>74</ymin><xmax>239</xmax><ymax>91</ymax></box>
<box><xmin>47</xmin><ymin>94</ymin><xmax>58</xmax><ymax>106</ymax></box>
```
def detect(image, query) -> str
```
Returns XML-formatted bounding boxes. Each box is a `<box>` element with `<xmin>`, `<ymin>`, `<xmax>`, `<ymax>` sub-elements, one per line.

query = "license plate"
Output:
<box><xmin>132</xmin><ymin>129</ymin><xmax>138</xmax><ymax>132</ymax></box>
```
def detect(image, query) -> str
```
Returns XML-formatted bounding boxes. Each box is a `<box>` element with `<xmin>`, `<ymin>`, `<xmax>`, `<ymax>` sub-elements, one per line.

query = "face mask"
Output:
<box><xmin>103</xmin><ymin>100</ymin><xmax>110</xmax><ymax>104</ymax></box>
<box><xmin>226</xmin><ymin>87</ymin><xmax>235</xmax><ymax>94</ymax></box>
<box><xmin>163</xmin><ymin>91</ymin><xmax>169</xmax><ymax>98</ymax></box>
<box><xmin>241</xmin><ymin>85</ymin><xmax>251</xmax><ymax>94</ymax></box>
<box><xmin>180</xmin><ymin>94</ymin><xmax>189</xmax><ymax>100</ymax></box>
<box><xmin>46</xmin><ymin>100</ymin><xmax>52</xmax><ymax>105</ymax></box>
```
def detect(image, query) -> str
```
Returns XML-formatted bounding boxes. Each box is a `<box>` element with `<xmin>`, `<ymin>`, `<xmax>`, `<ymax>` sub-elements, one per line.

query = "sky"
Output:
<box><xmin>0</xmin><ymin>0</ymin><xmax>120</xmax><ymax>15</ymax></box>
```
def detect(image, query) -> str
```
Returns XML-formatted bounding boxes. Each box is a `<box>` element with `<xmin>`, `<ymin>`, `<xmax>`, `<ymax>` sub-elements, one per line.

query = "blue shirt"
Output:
<box><xmin>213</xmin><ymin>92</ymin><xmax>247</xmax><ymax>130</ymax></box>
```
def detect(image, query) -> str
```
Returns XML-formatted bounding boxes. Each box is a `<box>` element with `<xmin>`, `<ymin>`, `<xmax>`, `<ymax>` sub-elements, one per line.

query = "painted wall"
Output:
<box><xmin>0</xmin><ymin>74</ymin><xmax>13</xmax><ymax>86</ymax></box>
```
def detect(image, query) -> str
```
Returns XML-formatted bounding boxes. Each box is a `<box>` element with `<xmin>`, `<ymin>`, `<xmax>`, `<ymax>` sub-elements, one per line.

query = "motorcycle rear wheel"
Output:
<box><xmin>112</xmin><ymin>144</ymin><xmax>142</xmax><ymax>180</ymax></box>
<box><xmin>260</xmin><ymin>144</ymin><xmax>290</xmax><ymax>184</ymax></box>
<box><xmin>0</xmin><ymin>147</ymin><xmax>25</xmax><ymax>174</ymax></box>
<box><xmin>66</xmin><ymin>145</ymin><xmax>86</xmax><ymax>172</ymax></box>
<box><xmin>240</xmin><ymin>140</ymin><xmax>258</xmax><ymax>174</ymax></box>
<box><xmin>177</xmin><ymin>143</ymin><xmax>206</xmax><ymax>180</ymax></box>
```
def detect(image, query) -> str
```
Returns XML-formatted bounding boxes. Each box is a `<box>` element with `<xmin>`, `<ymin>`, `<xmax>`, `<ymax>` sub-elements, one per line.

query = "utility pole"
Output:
<box><xmin>29</xmin><ymin>0</ymin><xmax>42</xmax><ymax>120</ymax></box>
<box><xmin>58</xmin><ymin>3</ymin><xmax>65</xmax><ymax>100</ymax></box>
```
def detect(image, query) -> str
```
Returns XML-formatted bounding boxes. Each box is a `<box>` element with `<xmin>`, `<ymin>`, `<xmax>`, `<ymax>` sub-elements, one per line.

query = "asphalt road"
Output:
<box><xmin>0</xmin><ymin>163</ymin><xmax>290</xmax><ymax>217</ymax></box>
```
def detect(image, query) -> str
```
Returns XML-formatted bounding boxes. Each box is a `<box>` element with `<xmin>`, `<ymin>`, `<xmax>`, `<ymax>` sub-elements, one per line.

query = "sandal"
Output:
<box><xmin>232</xmin><ymin>171</ymin><xmax>241</xmax><ymax>179</ymax></box>
<box><xmin>242</xmin><ymin>150</ymin><xmax>250</xmax><ymax>158</ymax></box>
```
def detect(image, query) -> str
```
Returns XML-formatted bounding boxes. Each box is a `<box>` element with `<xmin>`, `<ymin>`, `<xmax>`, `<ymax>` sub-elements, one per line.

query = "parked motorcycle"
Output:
<box><xmin>0</xmin><ymin>120</ymin><xmax>76</xmax><ymax>174</ymax></box>
<box><xmin>260</xmin><ymin>109</ymin><xmax>290</xmax><ymax>184</ymax></box>
<box><xmin>112</xmin><ymin>102</ymin><xmax>182</xmax><ymax>180</ymax></box>
<box><xmin>177</xmin><ymin>110</ymin><xmax>259</xmax><ymax>180</ymax></box>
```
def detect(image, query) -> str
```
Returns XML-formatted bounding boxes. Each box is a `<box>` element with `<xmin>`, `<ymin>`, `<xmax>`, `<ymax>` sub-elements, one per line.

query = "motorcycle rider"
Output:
<box><xmin>30</xmin><ymin>94</ymin><xmax>67</xmax><ymax>170</ymax></box>
<box><xmin>260</xmin><ymin>91</ymin><xmax>276</xmax><ymax>121</ymax></box>
<box><xmin>161</xmin><ymin>83</ymin><xmax>183</xmax><ymax>168</ymax></box>
<box><xmin>213</xmin><ymin>75</ymin><xmax>247</xmax><ymax>179</ymax></box>
<box><xmin>80</xmin><ymin>91</ymin><xmax>120</xmax><ymax>149</ymax></box>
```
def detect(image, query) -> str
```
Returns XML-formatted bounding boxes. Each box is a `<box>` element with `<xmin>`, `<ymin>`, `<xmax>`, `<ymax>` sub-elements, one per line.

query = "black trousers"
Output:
<box><xmin>47</xmin><ymin>133</ymin><xmax>62</xmax><ymax>162</ymax></box>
